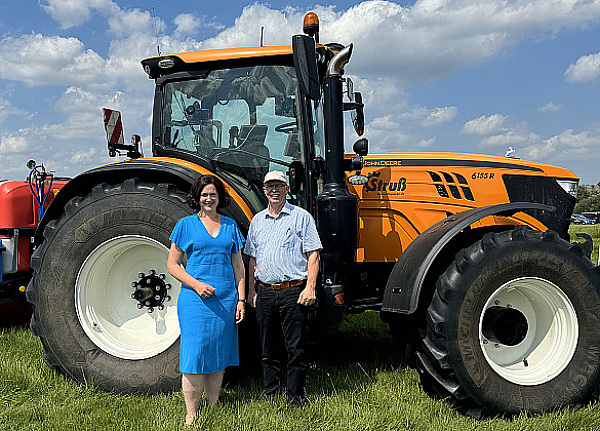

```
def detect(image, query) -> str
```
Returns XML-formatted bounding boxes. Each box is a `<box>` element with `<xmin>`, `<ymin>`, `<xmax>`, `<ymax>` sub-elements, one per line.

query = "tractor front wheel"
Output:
<box><xmin>417</xmin><ymin>227</ymin><xmax>600</xmax><ymax>416</ymax></box>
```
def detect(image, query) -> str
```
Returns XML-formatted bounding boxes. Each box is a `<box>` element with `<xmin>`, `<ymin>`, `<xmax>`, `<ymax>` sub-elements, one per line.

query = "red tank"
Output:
<box><xmin>0</xmin><ymin>180</ymin><xmax>68</xmax><ymax>228</ymax></box>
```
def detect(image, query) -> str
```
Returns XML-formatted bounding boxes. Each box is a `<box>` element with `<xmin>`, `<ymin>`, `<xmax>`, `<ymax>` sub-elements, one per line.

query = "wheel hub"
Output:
<box><xmin>131</xmin><ymin>270</ymin><xmax>172</xmax><ymax>313</ymax></box>
<box><xmin>75</xmin><ymin>235</ymin><xmax>180</xmax><ymax>360</ymax></box>
<box><xmin>479</xmin><ymin>277</ymin><xmax>578</xmax><ymax>386</ymax></box>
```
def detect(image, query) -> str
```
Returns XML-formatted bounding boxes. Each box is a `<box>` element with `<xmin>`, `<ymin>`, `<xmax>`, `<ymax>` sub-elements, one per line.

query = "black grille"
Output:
<box><xmin>502</xmin><ymin>175</ymin><xmax>575</xmax><ymax>237</ymax></box>
<box><xmin>461</xmin><ymin>186</ymin><xmax>474</xmax><ymax>201</ymax></box>
<box><xmin>428</xmin><ymin>171</ymin><xmax>442</xmax><ymax>182</ymax></box>
<box><xmin>454</xmin><ymin>173</ymin><xmax>468</xmax><ymax>185</ymax></box>
<box><xmin>442</xmin><ymin>172</ymin><xmax>454</xmax><ymax>183</ymax></box>
<box><xmin>436</xmin><ymin>184</ymin><xmax>449</xmax><ymax>198</ymax></box>
<box><xmin>448</xmin><ymin>185</ymin><xmax>461</xmax><ymax>199</ymax></box>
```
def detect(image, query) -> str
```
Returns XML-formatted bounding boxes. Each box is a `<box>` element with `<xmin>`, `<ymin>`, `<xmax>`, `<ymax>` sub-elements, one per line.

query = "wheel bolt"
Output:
<box><xmin>166</xmin><ymin>295</ymin><xmax>171</xmax><ymax>302</ymax></box>
<box><xmin>158</xmin><ymin>305</ymin><xmax>164</xmax><ymax>311</ymax></box>
<box><xmin>159</xmin><ymin>274</ymin><xmax>166</xmax><ymax>279</ymax></box>
<box><xmin>138</xmin><ymin>272</ymin><xmax>145</xmax><ymax>278</ymax></box>
<box><xmin>137</xmin><ymin>303</ymin><xmax>143</xmax><ymax>309</ymax></box>
<box><xmin>131</xmin><ymin>293</ymin><xmax>135</xmax><ymax>299</ymax></box>
<box><xmin>495</xmin><ymin>343</ymin><xmax>500</xmax><ymax>348</ymax></box>
<box><xmin>166</xmin><ymin>284</ymin><xmax>171</xmax><ymax>290</ymax></box>
<box><xmin>131</xmin><ymin>281</ymin><xmax>137</xmax><ymax>287</ymax></box>
<box><xmin>155</xmin><ymin>295</ymin><xmax>160</xmax><ymax>300</ymax></box>
<box><xmin>155</xmin><ymin>286</ymin><xmax>160</xmax><ymax>291</ymax></box>
<box><xmin>148</xmin><ymin>307</ymin><xmax>154</xmax><ymax>313</ymax></box>
<box><xmin>494</xmin><ymin>300</ymin><xmax>500</xmax><ymax>305</ymax></box>
<box><xmin>145</xmin><ymin>301</ymin><xmax>151</xmax><ymax>306</ymax></box>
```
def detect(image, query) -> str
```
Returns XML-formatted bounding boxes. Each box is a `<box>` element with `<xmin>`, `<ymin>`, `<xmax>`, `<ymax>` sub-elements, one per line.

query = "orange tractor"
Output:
<box><xmin>27</xmin><ymin>13</ymin><xmax>600</xmax><ymax>416</ymax></box>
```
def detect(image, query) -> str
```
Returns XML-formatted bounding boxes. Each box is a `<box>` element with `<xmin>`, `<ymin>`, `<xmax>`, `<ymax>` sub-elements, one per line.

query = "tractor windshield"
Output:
<box><xmin>161</xmin><ymin>65</ymin><xmax>308</xmax><ymax>209</ymax></box>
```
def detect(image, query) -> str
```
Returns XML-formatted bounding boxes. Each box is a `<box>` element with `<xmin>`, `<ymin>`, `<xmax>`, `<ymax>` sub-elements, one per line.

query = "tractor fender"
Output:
<box><xmin>34</xmin><ymin>158</ymin><xmax>253</xmax><ymax>245</ymax></box>
<box><xmin>381</xmin><ymin>202</ymin><xmax>555</xmax><ymax>315</ymax></box>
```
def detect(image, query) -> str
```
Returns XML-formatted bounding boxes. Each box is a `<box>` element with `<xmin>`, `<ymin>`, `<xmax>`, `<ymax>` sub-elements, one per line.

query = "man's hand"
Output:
<box><xmin>297</xmin><ymin>287</ymin><xmax>316</xmax><ymax>307</ymax></box>
<box><xmin>248</xmin><ymin>287</ymin><xmax>258</xmax><ymax>307</ymax></box>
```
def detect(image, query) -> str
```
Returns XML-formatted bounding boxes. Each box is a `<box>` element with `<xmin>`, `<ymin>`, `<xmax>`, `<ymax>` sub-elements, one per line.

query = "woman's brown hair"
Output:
<box><xmin>187</xmin><ymin>175</ymin><xmax>231</xmax><ymax>210</ymax></box>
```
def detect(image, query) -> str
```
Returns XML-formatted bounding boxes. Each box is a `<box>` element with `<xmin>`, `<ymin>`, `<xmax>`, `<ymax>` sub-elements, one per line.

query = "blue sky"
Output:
<box><xmin>1</xmin><ymin>0</ymin><xmax>600</xmax><ymax>183</ymax></box>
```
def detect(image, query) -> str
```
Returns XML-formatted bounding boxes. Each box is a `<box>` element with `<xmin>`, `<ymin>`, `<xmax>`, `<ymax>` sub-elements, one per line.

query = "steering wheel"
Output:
<box><xmin>275</xmin><ymin>121</ymin><xmax>296</xmax><ymax>134</ymax></box>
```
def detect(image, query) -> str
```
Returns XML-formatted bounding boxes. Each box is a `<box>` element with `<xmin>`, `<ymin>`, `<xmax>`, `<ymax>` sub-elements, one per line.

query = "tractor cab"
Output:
<box><xmin>141</xmin><ymin>14</ymin><xmax>365</xmax><ymax>217</ymax></box>
<box><xmin>148</xmin><ymin>60</ymin><xmax>313</xmax><ymax>212</ymax></box>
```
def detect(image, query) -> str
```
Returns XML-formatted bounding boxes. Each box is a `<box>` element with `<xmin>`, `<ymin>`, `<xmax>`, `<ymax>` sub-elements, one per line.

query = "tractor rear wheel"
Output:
<box><xmin>27</xmin><ymin>179</ymin><xmax>190</xmax><ymax>394</ymax></box>
<box><xmin>417</xmin><ymin>227</ymin><xmax>600</xmax><ymax>416</ymax></box>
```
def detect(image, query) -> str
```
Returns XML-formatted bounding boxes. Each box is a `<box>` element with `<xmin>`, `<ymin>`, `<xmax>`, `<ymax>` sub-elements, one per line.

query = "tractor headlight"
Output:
<box><xmin>556</xmin><ymin>179</ymin><xmax>578</xmax><ymax>197</ymax></box>
<box><xmin>158</xmin><ymin>57</ymin><xmax>176</xmax><ymax>69</ymax></box>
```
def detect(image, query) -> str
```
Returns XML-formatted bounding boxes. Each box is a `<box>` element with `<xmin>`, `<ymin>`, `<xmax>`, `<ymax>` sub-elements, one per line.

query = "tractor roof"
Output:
<box><xmin>141</xmin><ymin>45</ymin><xmax>294</xmax><ymax>79</ymax></box>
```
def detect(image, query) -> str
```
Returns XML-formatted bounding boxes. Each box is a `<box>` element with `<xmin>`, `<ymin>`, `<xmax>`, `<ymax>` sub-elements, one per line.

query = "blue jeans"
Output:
<box><xmin>255</xmin><ymin>283</ymin><xmax>308</xmax><ymax>402</ymax></box>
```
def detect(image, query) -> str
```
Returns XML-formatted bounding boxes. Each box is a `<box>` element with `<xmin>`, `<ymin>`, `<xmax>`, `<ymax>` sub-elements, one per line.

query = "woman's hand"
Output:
<box><xmin>235</xmin><ymin>301</ymin><xmax>246</xmax><ymax>324</ymax></box>
<box><xmin>195</xmin><ymin>282</ymin><xmax>216</xmax><ymax>298</ymax></box>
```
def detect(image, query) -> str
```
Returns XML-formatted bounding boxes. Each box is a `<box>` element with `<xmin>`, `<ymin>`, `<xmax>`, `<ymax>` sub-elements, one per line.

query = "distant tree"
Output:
<box><xmin>574</xmin><ymin>183</ymin><xmax>600</xmax><ymax>213</ymax></box>
<box><xmin>575</xmin><ymin>195</ymin><xmax>600</xmax><ymax>213</ymax></box>
<box><xmin>576</xmin><ymin>184</ymin><xmax>600</xmax><ymax>203</ymax></box>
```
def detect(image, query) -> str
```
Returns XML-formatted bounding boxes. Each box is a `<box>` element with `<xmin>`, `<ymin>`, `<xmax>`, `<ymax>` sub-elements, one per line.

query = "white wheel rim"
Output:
<box><xmin>479</xmin><ymin>277</ymin><xmax>578</xmax><ymax>385</ymax></box>
<box><xmin>75</xmin><ymin>235</ymin><xmax>180</xmax><ymax>360</ymax></box>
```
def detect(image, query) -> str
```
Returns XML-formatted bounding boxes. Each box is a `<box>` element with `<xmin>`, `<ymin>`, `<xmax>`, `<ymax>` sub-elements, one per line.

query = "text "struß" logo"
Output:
<box><xmin>364</xmin><ymin>172</ymin><xmax>407</xmax><ymax>192</ymax></box>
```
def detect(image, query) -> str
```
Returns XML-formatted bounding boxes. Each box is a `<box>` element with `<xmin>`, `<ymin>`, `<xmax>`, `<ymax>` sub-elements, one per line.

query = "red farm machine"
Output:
<box><xmin>0</xmin><ymin>164</ymin><xmax>68</xmax><ymax>324</ymax></box>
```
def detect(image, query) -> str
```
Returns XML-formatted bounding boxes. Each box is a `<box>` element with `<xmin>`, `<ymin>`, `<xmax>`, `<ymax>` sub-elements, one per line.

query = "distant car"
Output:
<box><xmin>571</xmin><ymin>214</ymin><xmax>595</xmax><ymax>224</ymax></box>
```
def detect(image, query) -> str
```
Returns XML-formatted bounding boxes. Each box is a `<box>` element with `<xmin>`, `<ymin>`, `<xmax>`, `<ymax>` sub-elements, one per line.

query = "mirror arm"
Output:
<box><xmin>343</xmin><ymin>102</ymin><xmax>363</xmax><ymax>111</ymax></box>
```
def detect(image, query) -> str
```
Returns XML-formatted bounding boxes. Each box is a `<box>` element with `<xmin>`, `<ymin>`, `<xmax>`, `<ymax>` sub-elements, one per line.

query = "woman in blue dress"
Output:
<box><xmin>167</xmin><ymin>175</ymin><xmax>246</xmax><ymax>425</ymax></box>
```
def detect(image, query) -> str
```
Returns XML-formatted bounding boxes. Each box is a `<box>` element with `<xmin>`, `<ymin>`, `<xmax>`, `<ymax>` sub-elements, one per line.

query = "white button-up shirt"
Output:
<box><xmin>243</xmin><ymin>202</ymin><xmax>322</xmax><ymax>284</ymax></box>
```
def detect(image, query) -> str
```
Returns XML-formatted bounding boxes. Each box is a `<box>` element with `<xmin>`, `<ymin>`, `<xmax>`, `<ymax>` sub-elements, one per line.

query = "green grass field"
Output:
<box><xmin>1</xmin><ymin>225</ymin><xmax>600</xmax><ymax>430</ymax></box>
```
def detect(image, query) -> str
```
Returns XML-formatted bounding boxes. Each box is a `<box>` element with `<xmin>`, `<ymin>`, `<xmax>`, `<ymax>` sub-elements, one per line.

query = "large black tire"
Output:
<box><xmin>27</xmin><ymin>179</ymin><xmax>190</xmax><ymax>394</ymax></box>
<box><xmin>417</xmin><ymin>227</ymin><xmax>600</xmax><ymax>416</ymax></box>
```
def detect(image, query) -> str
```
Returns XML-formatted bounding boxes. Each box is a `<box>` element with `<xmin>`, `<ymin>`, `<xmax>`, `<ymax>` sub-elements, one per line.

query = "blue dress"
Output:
<box><xmin>170</xmin><ymin>214</ymin><xmax>245</xmax><ymax>374</ymax></box>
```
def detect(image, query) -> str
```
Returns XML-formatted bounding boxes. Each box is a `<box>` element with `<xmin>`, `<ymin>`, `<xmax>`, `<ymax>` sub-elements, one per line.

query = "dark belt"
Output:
<box><xmin>257</xmin><ymin>280</ymin><xmax>305</xmax><ymax>290</ymax></box>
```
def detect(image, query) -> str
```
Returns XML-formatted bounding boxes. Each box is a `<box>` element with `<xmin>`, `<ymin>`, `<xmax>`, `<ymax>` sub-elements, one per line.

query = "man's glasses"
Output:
<box><xmin>263</xmin><ymin>184</ymin><xmax>287</xmax><ymax>191</ymax></box>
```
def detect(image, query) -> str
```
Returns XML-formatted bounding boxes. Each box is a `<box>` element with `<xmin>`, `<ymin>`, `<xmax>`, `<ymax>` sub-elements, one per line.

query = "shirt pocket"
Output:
<box><xmin>282</xmin><ymin>228</ymin><xmax>302</xmax><ymax>248</ymax></box>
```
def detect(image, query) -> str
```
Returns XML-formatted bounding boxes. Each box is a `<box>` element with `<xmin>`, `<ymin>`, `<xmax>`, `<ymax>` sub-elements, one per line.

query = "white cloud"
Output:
<box><xmin>173</xmin><ymin>14</ymin><xmax>201</xmax><ymax>37</ymax></box>
<box><xmin>70</xmin><ymin>147</ymin><xmax>98</xmax><ymax>163</ymax></box>
<box><xmin>107</xmin><ymin>8</ymin><xmax>158</xmax><ymax>38</ymax></box>
<box><xmin>0</xmin><ymin>98</ymin><xmax>16</xmax><ymax>124</ymax></box>
<box><xmin>538</xmin><ymin>102</ymin><xmax>563</xmax><ymax>113</ymax></box>
<box><xmin>0</xmin><ymin>134</ymin><xmax>28</xmax><ymax>154</ymax></box>
<box><xmin>399</xmin><ymin>106</ymin><xmax>457</xmax><ymax>127</ymax></box>
<box><xmin>43</xmin><ymin>0</ymin><xmax>118</xmax><ymax>29</ymax></box>
<box><xmin>323</xmin><ymin>0</ymin><xmax>600</xmax><ymax>81</ymax></box>
<box><xmin>422</xmin><ymin>107</ymin><xmax>457</xmax><ymax>127</ymax></box>
<box><xmin>173</xmin><ymin>14</ymin><xmax>225</xmax><ymax>39</ymax></box>
<box><xmin>480</xmin><ymin>130</ymin><xmax>541</xmax><ymax>149</ymax></box>
<box><xmin>0</xmin><ymin>34</ymin><xmax>109</xmax><ymax>89</ymax></box>
<box><xmin>462</xmin><ymin>114</ymin><xmax>507</xmax><ymax>135</ymax></box>
<box><xmin>565</xmin><ymin>52</ymin><xmax>600</xmax><ymax>83</ymax></box>
<box><xmin>523</xmin><ymin>129</ymin><xmax>600</xmax><ymax>162</ymax></box>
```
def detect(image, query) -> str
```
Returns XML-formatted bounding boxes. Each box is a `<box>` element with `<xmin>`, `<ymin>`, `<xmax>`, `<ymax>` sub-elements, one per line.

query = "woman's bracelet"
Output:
<box><xmin>238</xmin><ymin>299</ymin><xmax>247</xmax><ymax>303</ymax></box>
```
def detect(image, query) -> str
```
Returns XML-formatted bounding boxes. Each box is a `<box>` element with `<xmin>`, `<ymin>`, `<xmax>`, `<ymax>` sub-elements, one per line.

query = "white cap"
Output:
<box><xmin>263</xmin><ymin>170</ymin><xmax>288</xmax><ymax>184</ymax></box>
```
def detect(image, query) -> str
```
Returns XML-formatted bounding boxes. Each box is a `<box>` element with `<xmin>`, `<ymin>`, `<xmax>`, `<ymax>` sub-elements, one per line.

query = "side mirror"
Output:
<box><xmin>292</xmin><ymin>35</ymin><xmax>320</xmax><ymax>100</ymax></box>
<box><xmin>353</xmin><ymin>137</ymin><xmax>368</xmax><ymax>157</ymax></box>
<box><xmin>351</xmin><ymin>92</ymin><xmax>365</xmax><ymax>136</ymax></box>
<box><xmin>288</xmin><ymin>160</ymin><xmax>305</xmax><ymax>195</ymax></box>
<box><xmin>348</xmin><ymin>138</ymin><xmax>368</xmax><ymax>185</ymax></box>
